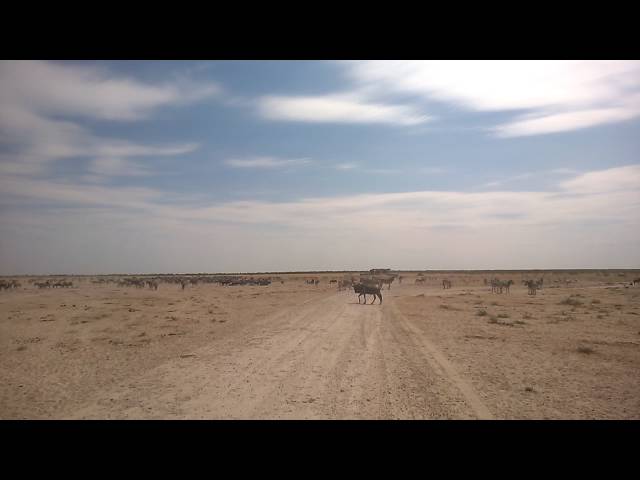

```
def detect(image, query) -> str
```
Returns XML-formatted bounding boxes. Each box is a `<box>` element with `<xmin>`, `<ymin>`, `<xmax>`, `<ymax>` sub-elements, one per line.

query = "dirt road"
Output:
<box><xmin>66</xmin><ymin>290</ymin><xmax>493</xmax><ymax>419</ymax></box>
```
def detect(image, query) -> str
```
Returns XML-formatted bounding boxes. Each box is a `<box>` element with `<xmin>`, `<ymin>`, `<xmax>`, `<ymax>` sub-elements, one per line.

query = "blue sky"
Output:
<box><xmin>1</xmin><ymin>60</ymin><xmax>639</xmax><ymax>274</ymax></box>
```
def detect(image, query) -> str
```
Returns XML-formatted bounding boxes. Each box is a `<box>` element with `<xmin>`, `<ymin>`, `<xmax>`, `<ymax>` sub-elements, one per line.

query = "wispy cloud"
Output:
<box><xmin>419</xmin><ymin>167</ymin><xmax>449</xmax><ymax>175</ymax></box>
<box><xmin>0</xmin><ymin>61</ymin><xmax>213</xmax><ymax>177</ymax></box>
<box><xmin>0</xmin><ymin>61</ymin><xmax>219</xmax><ymax>121</ymax></box>
<box><xmin>2</xmin><ymin>164</ymin><xmax>638</xmax><ymax>272</ymax></box>
<box><xmin>343</xmin><ymin>60</ymin><xmax>640</xmax><ymax>136</ymax></box>
<box><xmin>88</xmin><ymin>157</ymin><xmax>150</xmax><ymax>177</ymax></box>
<box><xmin>3</xmin><ymin>164</ymin><xmax>637</xmax><ymax>229</ymax></box>
<box><xmin>334</xmin><ymin>162</ymin><xmax>358</xmax><ymax>170</ymax></box>
<box><xmin>224</xmin><ymin>156</ymin><xmax>312</xmax><ymax>169</ymax></box>
<box><xmin>482</xmin><ymin>172</ymin><xmax>535</xmax><ymax>188</ymax></box>
<box><xmin>481</xmin><ymin>169</ymin><xmax>578</xmax><ymax>188</ymax></box>
<box><xmin>258</xmin><ymin>93</ymin><xmax>430</xmax><ymax>126</ymax></box>
<box><xmin>559</xmin><ymin>164</ymin><xmax>640</xmax><ymax>194</ymax></box>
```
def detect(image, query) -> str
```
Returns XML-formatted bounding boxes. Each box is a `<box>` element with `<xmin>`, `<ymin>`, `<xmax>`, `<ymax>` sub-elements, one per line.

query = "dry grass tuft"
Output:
<box><xmin>559</xmin><ymin>297</ymin><xmax>583</xmax><ymax>307</ymax></box>
<box><xmin>576</xmin><ymin>346</ymin><xmax>595</xmax><ymax>355</ymax></box>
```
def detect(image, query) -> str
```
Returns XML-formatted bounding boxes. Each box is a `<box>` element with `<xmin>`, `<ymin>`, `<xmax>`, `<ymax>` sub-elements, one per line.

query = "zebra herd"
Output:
<box><xmin>489</xmin><ymin>278</ymin><xmax>514</xmax><ymax>294</ymax></box>
<box><xmin>487</xmin><ymin>277</ymin><xmax>542</xmax><ymax>295</ymax></box>
<box><xmin>0</xmin><ymin>279</ymin><xmax>21</xmax><ymax>290</ymax></box>
<box><xmin>34</xmin><ymin>280</ymin><xmax>73</xmax><ymax>289</ymax></box>
<box><xmin>117</xmin><ymin>278</ymin><xmax>158</xmax><ymax>290</ymax></box>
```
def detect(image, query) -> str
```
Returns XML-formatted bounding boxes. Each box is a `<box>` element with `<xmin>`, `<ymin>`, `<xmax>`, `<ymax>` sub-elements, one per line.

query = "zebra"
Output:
<box><xmin>353</xmin><ymin>283</ymin><xmax>383</xmax><ymax>305</ymax></box>
<box><xmin>500</xmin><ymin>280</ymin><xmax>514</xmax><ymax>294</ymax></box>
<box><xmin>377</xmin><ymin>275</ymin><xmax>395</xmax><ymax>290</ymax></box>
<box><xmin>442</xmin><ymin>279</ymin><xmax>452</xmax><ymax>289</ymax></box>
<box><xmin>633</xmin><ymin>278</ymin><xmax>640</xmax><ymax>286</ymax></box>
<box><xmin>491</xmin><ymin>278</ymin><xmax>512</xmax><ymax>294</ymax></box>
<box><xmin>524</xmin><ymin>279</ymin><xmax>538</xmax><ymax>295</ymax></box>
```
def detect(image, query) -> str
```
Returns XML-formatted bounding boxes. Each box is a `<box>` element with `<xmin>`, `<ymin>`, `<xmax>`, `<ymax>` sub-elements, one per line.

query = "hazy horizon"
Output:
<box><xmin>1</xmin><ymin>60</ymin><xmax>639</xmax><ymax>274</ymax></box>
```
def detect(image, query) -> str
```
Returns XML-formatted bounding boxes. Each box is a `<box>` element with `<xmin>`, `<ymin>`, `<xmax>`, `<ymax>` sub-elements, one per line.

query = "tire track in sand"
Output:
<box><xmin>384</xmin><ymin>297</ymin><xmax>494</xmax><ymax>419</ymax></box>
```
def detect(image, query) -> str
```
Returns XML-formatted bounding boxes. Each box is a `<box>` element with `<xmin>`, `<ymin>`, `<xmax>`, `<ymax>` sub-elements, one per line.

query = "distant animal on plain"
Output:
<box><xmin>524</xmin><ymin>279</ymin><xmax>539</xmax><ymax>295</ymax></box>
<box><xmin>491</xmin><ymin>278</ymin><xmax>513</xmax><ymax>294</ymax></box>
<box><xmin>377</xmin><ymin>275</ymin><xmax>396</xmax><ymax>290</ymax></box>
<box><xmin>353</xmin><ymin>283</ymin><xmax>382</xmax><ymax>305</ymax></box>
<box><xmin>442</xmin><ymin>279</ymin><xmax>452</xmax><ymax>289</ymax></box>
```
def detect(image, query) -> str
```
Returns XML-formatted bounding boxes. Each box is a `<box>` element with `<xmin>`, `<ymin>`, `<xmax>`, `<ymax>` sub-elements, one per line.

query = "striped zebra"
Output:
<box><xmin>524</xmin><ymin>279</ymin><xmax>539</xmax><ymax>295</ymax></box>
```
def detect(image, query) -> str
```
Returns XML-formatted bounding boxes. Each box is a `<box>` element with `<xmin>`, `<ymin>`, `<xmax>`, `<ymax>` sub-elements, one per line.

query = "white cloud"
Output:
<box><xmin>335</xmin><ymin>162</ymin><xmax>358</xmax><ymax>170</ymax></box>
<box><xmin>0</xmin><ymin>61</ymin><xmax>219</xmax><ymax>121</ymax></box>
<box><xmin>88</xmin><ymin>157</ymin><xmax>149</xmax><ymax>177</ymax></box>
<box><xmin>493</xmin><ymin>106</ymin><xmax>640</xmax><ymax>137</ymax></box>
<box><xmin>2</xmin><ymin>164</ymin><xmax>637</xmax><ymax>231</ymax></box>
<box><xmin>0</xmin><ymin>61</ymin><xmax>212</xmax><ymax>177</ymax></box>
<box><xmin>2</xmin><ymin>164</ymin><xmax>639</xmax><ymax>272</ymax></box>
<box><xmin>224</xmin><ymin>156</ymin><xmax>312</xmax><ymax>169</ymax></box>
<box><xmin>344</xmin><ymin>60</ymin><xmax>640</xmax><ymax>136</ymax></box>
<box><xmin>258</xmin><ymin>93</ymin><xmax>430</xmax><ymax>126</ymax></box>
<box><xmin>559</xmin><ymin>164</ymin><xmax>640</xmax><ymax>194</ymax></box>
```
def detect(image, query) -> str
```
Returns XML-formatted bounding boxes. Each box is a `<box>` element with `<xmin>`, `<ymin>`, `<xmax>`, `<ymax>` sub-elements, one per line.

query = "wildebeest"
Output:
<box><xmin>353</xmin><ymin>283</ymin><xmax>382</xmax><ymax>304</ymax></box>
<box><xmin>442</xmin><ymin>279</ymin><xmax>452</xmax><ymax>289</ymax></box>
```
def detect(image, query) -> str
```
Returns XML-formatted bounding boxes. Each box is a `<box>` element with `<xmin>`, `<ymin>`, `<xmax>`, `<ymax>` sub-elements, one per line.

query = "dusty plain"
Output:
<box><xmin>1</xmin><ymin>270</ymin><xmax>639</xmax><ymax>419</ymax></box>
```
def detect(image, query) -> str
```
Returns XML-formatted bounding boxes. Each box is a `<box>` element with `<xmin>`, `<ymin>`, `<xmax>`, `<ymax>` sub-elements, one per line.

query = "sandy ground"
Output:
<box><xmin>1</xmin><ymin>271</ymin><xmax>639</xmax><ymax>419</ymax></box>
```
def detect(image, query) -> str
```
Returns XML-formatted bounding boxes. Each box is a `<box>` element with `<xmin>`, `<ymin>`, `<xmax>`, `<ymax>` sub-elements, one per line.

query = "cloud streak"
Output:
<box><xmin>2</xmin><ymin>164</ymin><xmax>638</xmax><ymax>273</ymax></box>
<box><xmin>258</xmin><ymin>93</ymin><xmax>430</xmax><ymax>126</ymax></box>
<box><xmin>224</xmin><ymin>156</ymin><xmax>313</xmax><ymax>169</ymax></box>
<box><xmin>0</xmin><ymin>61</ymin><xmax>213</xmax><ymax>177</ymax></box>
<box><xmin>2</xmin><ymin>164</ymin><xmax>637</xmax><ymax>229</ymax></box>
<box><xmin>343</xmin><ymin>60</ymin><xmax>640</xmax><ymax>136</ymax></box>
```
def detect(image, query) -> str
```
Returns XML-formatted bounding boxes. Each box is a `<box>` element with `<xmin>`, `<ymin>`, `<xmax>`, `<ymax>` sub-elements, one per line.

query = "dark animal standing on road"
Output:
<box><xmin>353</xmin><ymin>283</ymin><xmax>383</xmax><ymax>305</ymax></box>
